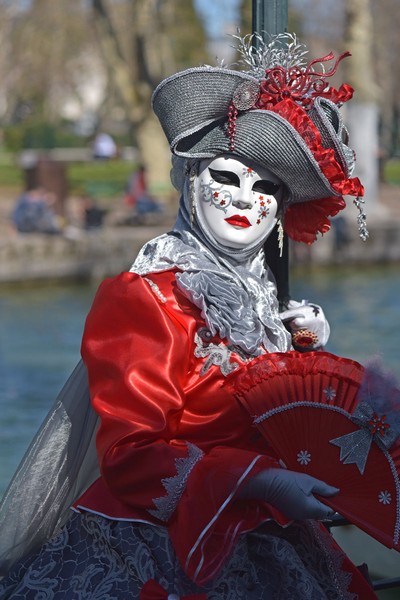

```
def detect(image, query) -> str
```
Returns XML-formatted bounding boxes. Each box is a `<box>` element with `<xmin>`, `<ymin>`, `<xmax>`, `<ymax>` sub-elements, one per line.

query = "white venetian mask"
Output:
<box><xmin>194</xmin><ymin>155</ymin><xmax>282</xmax><ymax>249</ymax></box>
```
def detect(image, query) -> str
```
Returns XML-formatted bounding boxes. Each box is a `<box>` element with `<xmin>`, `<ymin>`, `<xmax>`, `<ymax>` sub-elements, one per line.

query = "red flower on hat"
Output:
<box><xmin>226</xmin><ymin>42</ymin><xmax>365</xmax><ymax>243</ymax></box>
<box><xmin>257</xmin><ymin>52</ymin><xmax>352</xmax><ymax>110</ymax></box>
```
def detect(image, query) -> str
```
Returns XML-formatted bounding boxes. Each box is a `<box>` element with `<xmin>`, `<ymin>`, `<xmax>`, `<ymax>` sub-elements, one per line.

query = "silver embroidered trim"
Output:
<box><xmin>387</xmin><ymin>449</ymin><xmax>400</xmax><ymax>545</ymax></box>
<box><xmin>144</xmin><ymin>277</ymin><xmax>167</xmax><ymax>303</ymax></box>
<box><xmin>194</xmin><ymin>331</ymin><xmax>239</xmax><ymax>377</ymax></box>
<box><xmin>148</xmin><ymin>442</ymin><xmax>204</xmax><ymax>522</ymax></box>
<box><xmin>253</xmin><ymin>401</ymin><xmax>351</xmax><ymax>425</ymax></box>
<box><xmin>308</xmin><ymin>520</ymin><xmax>357</xmax><ymax>600</ymax></box>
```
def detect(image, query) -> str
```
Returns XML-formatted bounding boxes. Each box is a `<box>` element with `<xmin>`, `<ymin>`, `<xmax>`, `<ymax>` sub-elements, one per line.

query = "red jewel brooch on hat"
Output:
<box><xmin>229</xmin><ymin>80</ymin><xmax>260</xmax><ymax>151</ymax></box>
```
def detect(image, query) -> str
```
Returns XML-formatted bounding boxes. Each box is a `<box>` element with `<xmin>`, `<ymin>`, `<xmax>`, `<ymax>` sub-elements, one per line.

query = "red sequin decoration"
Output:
<box><xmin>227</xmin><ymin>102</ymin><xmax>238</xmax><ymax>151</ymax></box>
<box><xmin>368</xmin><ymin>413</ymin><xmax>390</xmax><ymax>436</ymax></box>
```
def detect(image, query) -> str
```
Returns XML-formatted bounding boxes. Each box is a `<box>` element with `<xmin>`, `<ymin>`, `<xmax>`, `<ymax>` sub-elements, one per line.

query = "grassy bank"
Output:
<box><xmin>0</xmin><ymin>152</ymin><xmax>399</xmax><ymax>190</ymax></box>
<box><xmin>384</xmin><ymin>158</ymin><xmax>400</xmax><ymax>184</ymax></box>
<box><xmin>0</xmin><ymin>154</ymin><xmax>135</xmax><ymax>198</ymax></box>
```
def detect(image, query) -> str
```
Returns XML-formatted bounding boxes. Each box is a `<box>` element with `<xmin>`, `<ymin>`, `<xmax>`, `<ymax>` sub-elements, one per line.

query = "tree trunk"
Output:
<box><xmin>344</xmin><ymin>0</ymin><xmax>380</xmax><ymax>210</ymax></box>
<box><xmin>91</xmin><ymin>0</ymin><xmax>172</xmax><ymax>194</ymax></box>
<box><xmin>135</xmin><ymin>113</ymin><xmax>172</xmax><ymax>201</ymax></box>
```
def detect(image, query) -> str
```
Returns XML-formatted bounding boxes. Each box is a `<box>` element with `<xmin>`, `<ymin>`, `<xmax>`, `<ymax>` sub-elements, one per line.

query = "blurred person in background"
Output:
<box><xmin>11</xmin><ymin>187</ymin><xmax>61</xmax><ymax>234</ymax></box>
<box><xmin>92</xmin><ymin>131</ymin><xmax>118</xmax><ymax>160</ymax></box>
<box><xmin>124</xmin><ymin>163</ymin><xmax>163</xmax><ymax>223</ymax></box>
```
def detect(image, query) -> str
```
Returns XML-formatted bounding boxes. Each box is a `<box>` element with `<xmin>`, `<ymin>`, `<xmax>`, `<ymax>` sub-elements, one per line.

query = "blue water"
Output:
<box><xmin>0</xmin><ymin>283</ymin><xmax>95</xmax><ymax>495</ymax></box>
<box><xmin>291</xmin><ymin>265</ymin><xmax>400</xmax><ymax>369</ymax></box>
<box><xmin>1</xmin><ymin>264</ymin><xmax>400</xmax><ymax>497</ymax></box>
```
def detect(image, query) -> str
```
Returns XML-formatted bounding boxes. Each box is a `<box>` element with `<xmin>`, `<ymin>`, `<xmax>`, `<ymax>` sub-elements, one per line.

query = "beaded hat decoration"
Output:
<box><xmin>152</xmin><ymin>33</ymin><xmax>368</xmax><ymax>244</ymax></box>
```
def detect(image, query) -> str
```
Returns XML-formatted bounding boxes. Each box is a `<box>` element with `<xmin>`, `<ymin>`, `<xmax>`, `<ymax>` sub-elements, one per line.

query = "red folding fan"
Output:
<box><xmin>225</xmin><ymin>351</ymin><xmax>400</xmax><ymax>550</ymax></box>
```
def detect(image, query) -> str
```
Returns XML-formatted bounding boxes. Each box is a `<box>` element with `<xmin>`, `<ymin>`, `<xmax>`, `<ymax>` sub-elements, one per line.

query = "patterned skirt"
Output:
<box><xmin>0</xmin><ymin>511</ymin><xmax>357</xmax><ymax>599</ymax></box>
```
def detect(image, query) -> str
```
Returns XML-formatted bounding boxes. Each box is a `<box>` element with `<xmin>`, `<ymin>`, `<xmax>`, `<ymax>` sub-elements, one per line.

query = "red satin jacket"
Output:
<box><xmin>75</xmin><ymin>270</ymin><xmax>377</xmax><ymax>598</ymax></box>
<box><xmin>76</xmin><ymin>269</ymin><xmax>285</xmax><ymax>583</ymax></box>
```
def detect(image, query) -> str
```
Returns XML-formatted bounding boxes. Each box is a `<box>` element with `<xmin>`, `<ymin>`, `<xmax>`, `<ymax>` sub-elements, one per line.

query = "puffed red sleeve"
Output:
<box><xmin>81</xmin><ymin>271</ymin><xmax>196</xmax><ymax>515</ymax></box>
<box><xmin>81</xmin><ymin>271</ymin><xmax>286</xmax><ymax>584</ymax></box>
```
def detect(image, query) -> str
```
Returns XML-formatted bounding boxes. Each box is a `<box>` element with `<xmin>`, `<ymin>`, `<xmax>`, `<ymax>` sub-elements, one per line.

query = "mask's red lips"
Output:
<box><xmin>224</xmin><ymin>214</ymin><xmax>251</xmax><ymax>228</ymax></box>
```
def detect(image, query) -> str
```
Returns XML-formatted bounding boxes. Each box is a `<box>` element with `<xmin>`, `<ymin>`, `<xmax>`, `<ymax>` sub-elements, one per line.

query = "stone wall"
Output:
<box><xmin>0</xmin><ymin>226</ymin><xmax>167</xmax><ymax>284</ymax></box>
<box><xmin>1</xmin><ymin>210</ymin><xmax>400</xmax><ymax>286</ymax></box>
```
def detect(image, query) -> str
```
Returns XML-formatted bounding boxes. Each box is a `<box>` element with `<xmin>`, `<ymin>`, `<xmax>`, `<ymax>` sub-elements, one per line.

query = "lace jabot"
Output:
<box><xmin>130</xmin><ymin>176</ymin><xmax>291</xmax><ymax>356</ymax></box>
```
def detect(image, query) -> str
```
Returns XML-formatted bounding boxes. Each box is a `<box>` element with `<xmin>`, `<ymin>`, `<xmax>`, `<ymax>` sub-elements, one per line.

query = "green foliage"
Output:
<box><xmin>0</xmin><ymin>154</ymin><xmax>23</xmax><ymax>190</ymax></box>
<box><xmin>0</xmin><ymin>155</ymin><xmax>135</xmax><ymax>196</ymax></box>
<box><xmin>3</xmin><ymin>120</ymin><xmax>88</xmax><ymax>153</ymax></box>
<box><xmin>68</xmin><ymin>160</ymin><xmax>135</xmax><ymax>196</ymax></box>
<box><xmin>169</xmin><ymin>1</ymin><xmax>210</xmax><ymax>69</ymax></box>
<box><xmin>384</xmin><ymin>158</ymin><xmax>400</xmax><ymax>184</ymax></box>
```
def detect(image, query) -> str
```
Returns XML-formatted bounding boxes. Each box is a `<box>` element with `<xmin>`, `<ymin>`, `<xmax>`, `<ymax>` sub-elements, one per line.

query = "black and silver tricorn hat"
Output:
<box><xmin>152</xmin><ymin>33</ymin><xmax>367</xmax><ymax>244</ymax></box>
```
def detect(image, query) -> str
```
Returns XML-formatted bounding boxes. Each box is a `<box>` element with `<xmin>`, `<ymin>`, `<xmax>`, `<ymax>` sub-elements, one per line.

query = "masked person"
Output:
<box><xmin>0</xmin><ymin>34</ymin><xmax>377</xmax><ymax>599</ymax></box>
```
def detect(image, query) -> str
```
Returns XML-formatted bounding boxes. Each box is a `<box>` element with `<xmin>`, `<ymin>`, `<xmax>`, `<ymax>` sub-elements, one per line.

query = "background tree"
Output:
<box><xmin>91</xmin><ymin>0</ymin><xmax>210</xmax><ymax>195</ymax></box>
<box><xmin>343</xmin><ymin>0</ymin><xmax>379</xmax><ymax>209</ymax></box>
<box><xmin>0</xmin><ymin>0</ymin><xmax>96</xmax><ymax>125</ymax></box>
<box><xmin>371</xmin><ymin>0</ymin><xmax>400</xmax><ymax>168</ymax></box>
<box><xmin>0</xmin><ymin>0</ymin><xmax>210</xmax><ymax>195</ymax></box>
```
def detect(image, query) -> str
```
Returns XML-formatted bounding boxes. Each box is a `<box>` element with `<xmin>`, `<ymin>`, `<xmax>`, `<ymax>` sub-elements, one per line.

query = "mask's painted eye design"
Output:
<box><xmin>252</xmin><ymin>180</ymin><xmax>281</xmax><ymax>195</ymax></box>
<box><xmin>195</xmin><ymin>155</ymin><xmax>282</xmax><ymax>249</ymax></box>
<box><xmin>209</xmin><ymin>168</ymin><xmax>240</xmax><ymax>187</ymax></box>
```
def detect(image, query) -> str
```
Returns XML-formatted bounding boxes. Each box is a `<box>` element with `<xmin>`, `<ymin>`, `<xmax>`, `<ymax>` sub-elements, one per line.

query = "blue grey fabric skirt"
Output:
<box><xmin>0</xmin><ymin>511</ymin><xmax>356</xmax><ymax>599</ymax></box>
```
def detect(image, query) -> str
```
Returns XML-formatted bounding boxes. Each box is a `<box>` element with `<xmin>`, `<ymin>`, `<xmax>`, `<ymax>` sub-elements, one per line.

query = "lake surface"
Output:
<box><xmin>1</xmin><ymin>264</ymin><xmax>400</xmax><ymax>497</ymax></box>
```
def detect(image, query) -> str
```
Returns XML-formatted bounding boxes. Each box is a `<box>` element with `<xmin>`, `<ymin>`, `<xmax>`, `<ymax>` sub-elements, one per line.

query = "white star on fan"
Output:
<box><xmin>323</xmin><ymin>386</ymin><xmax>337</xmax><ymax>400</ymax></box>
<box><xmin>297</xmin><ymin>450</ymin><xmax>311</xmax><ymax>465</ymax></box>
<box><xmin>378</xmin><ymin>490</ymin><xmax>392</xmax><ymax>505</ymax></box>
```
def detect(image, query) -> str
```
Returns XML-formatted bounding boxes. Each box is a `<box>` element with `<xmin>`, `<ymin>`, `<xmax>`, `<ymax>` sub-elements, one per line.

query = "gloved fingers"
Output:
<box><xmin>302</xmin><ymin>497</ymin><xmax>336</xmax><ymax>520</ymax></box>
<box><xmin>287</xmin><ymin>316</ymin><xmax>307</xmax><ymax>330</ymax></box>
<box><xmin>289</xmin><ymin>310</ymin><xmax>323</xmax><ymax>330</ymax></box>
<box><xmin>279</xmin><ymin>308</ymin><xmax>306</xmax><ymax>322</ymax></box>
<box><xmin>296</xmin><ymin>474</ymin><xmax>340</xmax><ymax>497</ymax></box>
<box><xmin>250</xmin><ymin>469</ymin><xmax>339</xmax><ymax>521</ymax></box>
<box><xmin>313</xmin><ymin>482</ymin><xmax>340</xmax><ymax>497</ymax></box>
<box><xmin>279</xmin><ymin>493</ymin><xmax>336</xmax><ymax>520</ymax></box>
<box><xmin>286</xmin><ymin>299</ymin><xmax>306</xmax><ymax>310</ymax></box>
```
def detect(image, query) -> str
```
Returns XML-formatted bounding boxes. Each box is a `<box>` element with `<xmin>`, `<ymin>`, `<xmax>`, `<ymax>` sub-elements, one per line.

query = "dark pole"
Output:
<box><xmin>252</xmin><ymin>0</ymin><xmax>288</xmax><ymax>36</ymax></box>
<box><xmin>252</xmin><ymin>0</ymin><xmax>290</xmax><ymax>308</ymax></box>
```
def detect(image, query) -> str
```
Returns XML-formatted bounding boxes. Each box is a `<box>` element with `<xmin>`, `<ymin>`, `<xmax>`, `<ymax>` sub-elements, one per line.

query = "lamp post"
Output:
<box><xmin>252</xmin><ymin>0</ymin><xmax>288</xmax><ymax>36</ymax></box>
<box><xmin>252</xmin><ymin>0</ymin><xmax>290</xmax><ymax>307</ymax></box>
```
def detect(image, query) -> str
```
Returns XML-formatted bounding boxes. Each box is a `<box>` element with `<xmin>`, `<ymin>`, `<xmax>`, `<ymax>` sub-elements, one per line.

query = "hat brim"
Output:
<box><xmin>152</xmin><ymin>67</ymin><xmax>338</xmax><ymax>205</ymax></box>
<box><xmin>174</xmin><ymin>110</ymin><xmax>336</xmax><ymax>205</ymax></box>
<box><xmin>152</xmin><ymin>67</ymin><xmax>255</xmax><ymax>145</ymax></box>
